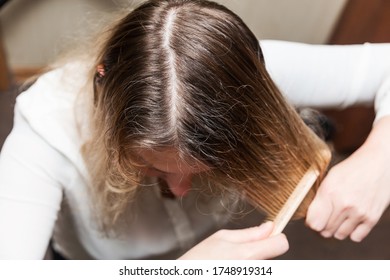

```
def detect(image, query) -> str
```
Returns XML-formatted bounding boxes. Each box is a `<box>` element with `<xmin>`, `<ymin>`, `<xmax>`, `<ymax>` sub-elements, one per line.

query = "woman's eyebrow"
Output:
<box><xmin>149</xmin><ymin>166</ymin><xmax>173</xmax><ymax>174</ymax></box>
<box><xmin>140</xmin><ymin>157</ymin><xmax>174</xmax><ymax>174</ymax></box>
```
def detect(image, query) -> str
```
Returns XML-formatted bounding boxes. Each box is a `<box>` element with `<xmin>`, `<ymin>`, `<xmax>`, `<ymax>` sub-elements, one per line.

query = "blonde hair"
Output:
<box><xmin>81</xmin><ymin>0</ymin><xmax>330</xmax><ymax>230</ymax></box>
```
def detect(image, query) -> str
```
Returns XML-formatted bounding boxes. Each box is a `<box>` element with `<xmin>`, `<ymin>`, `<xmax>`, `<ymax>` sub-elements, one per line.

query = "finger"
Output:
<box><xmin>221</xmin><ymin>221</ymin><xmax>274</xmax><ymax>243</ymax></box>
<box><xmin>333</xmin><ymin>218</ymin><xmax>361</xmax><ymax>240</ymax></box>
<box><xmin>350</xmin><ymin>223</ymin><xmax>374</xmax><ymax>243</ymax></box>
<box><xmin>320</xmin><ymin>210</ymin><xmax>349</xmax><ymax>238</ymax></box>
<box><xmin>306</xmin><ymin>190</ymin><xmax>333</xmax><ymax>232</ymax></box>
<box><xmin>240</xmin><ymin>234</ymin><xmax>289</xmax><ymax>260</ymax></box>
<box><xmin>325</xmin><ymin>207</ymin><xmax>382</xmax><ymax>240</ymax></box>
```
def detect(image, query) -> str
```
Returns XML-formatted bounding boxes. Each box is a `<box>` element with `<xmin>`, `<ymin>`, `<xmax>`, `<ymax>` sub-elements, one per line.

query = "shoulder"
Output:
<box><xmin>16</xmin><ymin>60</ymin><xmax>91</xmax><ymax>116</ymax></box>
<box><xmin>14</xmin><ymin>60</ymin><xmax>92</xmax><ymax>179</ymax></box>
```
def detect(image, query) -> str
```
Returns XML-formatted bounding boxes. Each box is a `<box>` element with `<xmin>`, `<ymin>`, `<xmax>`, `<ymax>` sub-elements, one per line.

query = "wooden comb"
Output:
<box><xmin>271</xmin><ymin>149</ymin><xmax>331</xmax><ymax>235</ymax></box>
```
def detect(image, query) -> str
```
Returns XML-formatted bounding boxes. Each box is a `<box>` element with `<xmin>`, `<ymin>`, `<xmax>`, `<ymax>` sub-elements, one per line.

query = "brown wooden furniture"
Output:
<box><xmin>0</xmin><ymin>0</ymin><xmax>12</xmax><ymax>92</ymax></box>
<box><xmin>0</xmin><ymin>27</ymin><xmax>11</xmax><ymax>92</ymax></box>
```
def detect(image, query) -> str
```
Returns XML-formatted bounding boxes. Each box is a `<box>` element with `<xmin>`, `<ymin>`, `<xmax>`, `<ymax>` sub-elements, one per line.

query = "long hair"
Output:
<box><xmin>82</xmin><ymin>0</ymin><xmax>330</xmax><ymax>229</ymax></box>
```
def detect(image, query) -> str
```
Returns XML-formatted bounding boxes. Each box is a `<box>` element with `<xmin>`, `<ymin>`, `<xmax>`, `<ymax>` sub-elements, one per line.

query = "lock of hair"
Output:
<box><xmin>270</xmin><ymin>166</ymin><xmax>320</xmax><ymax>236</ymax></box>
<box><xmin>268</xmin><ymin>148</ymin><xmax>332</xmax><ymax>235</ymax></box>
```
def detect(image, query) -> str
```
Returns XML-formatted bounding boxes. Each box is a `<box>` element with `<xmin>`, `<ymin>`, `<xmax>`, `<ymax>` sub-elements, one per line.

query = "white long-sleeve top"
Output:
<box><xmin>0</xmin><ymin>40</ymin><xmax>390</xmax><ymax>259</ymax></box>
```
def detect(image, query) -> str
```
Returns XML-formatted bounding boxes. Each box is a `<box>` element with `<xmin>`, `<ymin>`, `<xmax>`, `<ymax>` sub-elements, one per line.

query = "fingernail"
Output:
<box><xmin>334</xmin><ymin>233</ymin><xmax>346</xmax><ymax>240</ymax></box>
<box><xmin>309</xmin><ymin>220</ymin><xmax>326</xmax><ymax>231</ymax></box>
<box><xmin>260</xmin><ymin>221</ymin><xmax>273</xmax><ymax>227</ymax></box>
<box><xmin>350</xmin><ymin>235</ymin><xmax>363</xmax><ymax>243</ymax></box>
<box><xmin>321</xmin><ymin>231</ymin><xmax>332</xmax><ymax>238</ymax></box>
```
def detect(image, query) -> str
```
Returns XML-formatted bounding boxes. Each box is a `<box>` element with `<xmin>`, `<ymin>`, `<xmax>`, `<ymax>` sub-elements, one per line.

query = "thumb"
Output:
<box><xmin>240</xmin><ymin>234</ymin><xmax>289</xmax><ymax>259</ymax></box>
<box><xmin>223</xmin><ymin>221</ymin><xmax>274</xmax><ymax>243</ymax></box>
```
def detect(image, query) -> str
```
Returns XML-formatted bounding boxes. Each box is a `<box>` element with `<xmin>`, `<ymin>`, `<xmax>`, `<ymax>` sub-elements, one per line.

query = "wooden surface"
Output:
<box><xmin>329</xmin><ymin>0</ymin><xmax>390</xmax><ymax>44</ymax></box>
<box><xmin>0</xmin><ymin>28</ymin><xmax>11</xmax><ymax>92</ymax></box>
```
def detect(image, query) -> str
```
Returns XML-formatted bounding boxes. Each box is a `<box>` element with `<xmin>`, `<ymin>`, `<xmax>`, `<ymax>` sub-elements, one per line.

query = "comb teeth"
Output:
<box><xmin>242</xmin><ymin>148</ymin><xmax>331</xmax><ymax>234</ymax></box>
<box><xmin>271</xmin><ymin>167</ymin><xmax>320</xmax><ymax>235</ymax></box>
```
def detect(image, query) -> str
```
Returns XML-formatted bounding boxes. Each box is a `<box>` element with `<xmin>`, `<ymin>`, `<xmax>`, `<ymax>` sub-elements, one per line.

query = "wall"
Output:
<box><xmin>0</xmin><ymin>0</ymin><xmax>347</xmax><ymax>69</ymax></box>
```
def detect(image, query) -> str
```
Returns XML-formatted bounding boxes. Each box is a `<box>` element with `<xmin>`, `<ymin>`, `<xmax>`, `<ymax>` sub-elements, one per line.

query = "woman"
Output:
<box><xmin>0</xmin><ymin>0</ymin><xmax>389</xmax><ymax>259</ymax></box>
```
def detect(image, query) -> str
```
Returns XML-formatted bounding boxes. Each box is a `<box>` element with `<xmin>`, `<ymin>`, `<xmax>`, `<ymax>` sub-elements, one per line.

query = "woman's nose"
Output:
<box><xmin>165</xmin><ymin>174</ymin><xmax>192</xmax><ymax>197</ymax></box>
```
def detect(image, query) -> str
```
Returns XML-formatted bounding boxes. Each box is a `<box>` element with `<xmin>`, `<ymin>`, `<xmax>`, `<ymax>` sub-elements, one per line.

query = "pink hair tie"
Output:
<box><xmin>97</xmin><ymin>64</ymin><xmax>106</xmax><ymax>77</ymax></box>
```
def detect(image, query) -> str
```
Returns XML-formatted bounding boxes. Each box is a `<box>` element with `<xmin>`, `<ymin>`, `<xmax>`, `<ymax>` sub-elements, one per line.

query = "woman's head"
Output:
<box><xmin>95</xmin><ymin>0</ymin><xmax>265</xmax><ymax>161</ymax></box>
<box><xmin>86</xmin><ymin>0</ymin><xmax>330</xmax><ymax>226</ymax></box>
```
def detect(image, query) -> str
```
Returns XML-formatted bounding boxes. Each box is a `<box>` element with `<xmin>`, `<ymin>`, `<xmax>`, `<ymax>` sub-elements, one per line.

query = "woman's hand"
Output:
<box><xmin>179</xmin><ymin>221</ymin><xmax>288</xmax><ymax>259</ymax></box>
<box><xmin>306</xmin><ymin>116</ymin><xmax>390</xmax><ymax>242</ymax></box>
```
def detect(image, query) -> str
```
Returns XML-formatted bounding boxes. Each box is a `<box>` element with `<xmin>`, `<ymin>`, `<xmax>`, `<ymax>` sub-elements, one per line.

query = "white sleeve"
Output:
<box><xmin>260</xmin><ymin>40</ymin><xmax>390</xmax><ymax>121</ymax></box>
<box><xmin>0</xmin><ymin>105</ymin><xmax>68</xmax><ymax>259</ymax></box>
